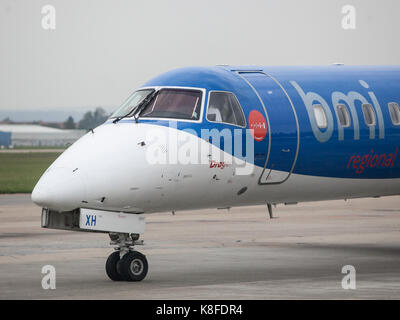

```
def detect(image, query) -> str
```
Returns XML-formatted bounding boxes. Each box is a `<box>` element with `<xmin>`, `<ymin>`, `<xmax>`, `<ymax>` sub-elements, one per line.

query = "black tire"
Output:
<box><xmin>116</xmin><ymin>251</ymin><xmax>148</xmax><ymax>281</ymax></box>
<box><xmin>105</xmin><ymin>251</ymin><xmax>123</xmax><ymax>281</ymax></box>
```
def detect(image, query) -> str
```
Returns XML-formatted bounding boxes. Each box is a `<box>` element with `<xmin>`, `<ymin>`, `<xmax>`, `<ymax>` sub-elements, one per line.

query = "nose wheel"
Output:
<box><xmin>105</xmin><ymin>233</ymin><xmax>148</xmax><ymax>282</ymax></box>
<box><xmin>105</xmin><ymin>251</ymin><xmax>124</xmax><ymax>281</ymax></box>
<box><xmin>116</xmin><ymin>251</ymin><xmax>148</xmax><ymax>281</ymax></box>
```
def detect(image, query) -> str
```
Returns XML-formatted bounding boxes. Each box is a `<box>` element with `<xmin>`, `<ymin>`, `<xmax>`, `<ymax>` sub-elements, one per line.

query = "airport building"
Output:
<box><xmin>0</xmin><ymin>124</ymin><xmax>86</xmax><ymax>147</ymax></box>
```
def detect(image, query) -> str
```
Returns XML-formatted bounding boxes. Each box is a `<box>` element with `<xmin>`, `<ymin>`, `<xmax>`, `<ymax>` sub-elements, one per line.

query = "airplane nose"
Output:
<box><xmin>31</xmin><ymin>167</ymin><xmax>87</xmax><ymax>211</ymax></box>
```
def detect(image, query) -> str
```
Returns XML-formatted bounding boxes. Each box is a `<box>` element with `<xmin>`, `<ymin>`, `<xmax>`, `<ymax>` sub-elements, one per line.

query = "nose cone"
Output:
<box><xmin>32</xmin><ymin>167</ymin><xmax>87</xmax><ymax>211</ymax></box>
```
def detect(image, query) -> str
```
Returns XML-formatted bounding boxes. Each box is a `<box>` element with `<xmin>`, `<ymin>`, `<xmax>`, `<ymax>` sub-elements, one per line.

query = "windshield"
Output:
<box><xmin>139</xmin><ymin>89</ymin><xmax>202</xmax><ymax>120</ymax></box>
<box><xmin>110</xmin><ymin>89</ymin><xmax>154</xmax><ymax>118</ymax></box>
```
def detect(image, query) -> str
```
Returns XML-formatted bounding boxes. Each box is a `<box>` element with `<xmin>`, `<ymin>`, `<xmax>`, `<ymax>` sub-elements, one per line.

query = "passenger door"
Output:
<box><xmin>238</xmin><ymin>72</ymin><xmax>299</xmax><ymax>184</ymax></box>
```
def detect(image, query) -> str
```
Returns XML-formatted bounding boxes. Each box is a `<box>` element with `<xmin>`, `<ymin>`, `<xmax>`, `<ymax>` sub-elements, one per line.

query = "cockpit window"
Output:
<box><xmin>206</xmin><ymin>91</ymin><xmax>246</xmax><ymax>127</ymax></box>
<box><xmin>111</xmin><ymin>89</ymin><xmax>154</xmax><ymax>118</ymax></box>
<box><xmin>140</xmin><ymin>89</ymin><xmax>202</xmax><ymax>120</ymax></box>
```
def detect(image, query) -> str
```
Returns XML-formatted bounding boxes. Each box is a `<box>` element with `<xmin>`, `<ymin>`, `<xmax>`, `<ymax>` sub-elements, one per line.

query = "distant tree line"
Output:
<box><xmin>2</xmin><ymin>107</ymin><xmax>110</xmax><ymax>131</ymax></box>
<box><xmin>63</xmin><ymin>116</ymin><xmax>75</xmax><ymax>129</ymax></box>
<box><xmin>63</xmin><ymin>107</ymin><xmax>109</xmax><ymax>130</ymax></box>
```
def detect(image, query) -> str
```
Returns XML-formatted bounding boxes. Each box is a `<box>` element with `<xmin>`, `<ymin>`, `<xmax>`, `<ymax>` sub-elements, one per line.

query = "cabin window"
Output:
<box><xmin>336</xmin><ymin>104</ymin><xmax>351</xmax><ymax>127</ymax></box>
<box><xmin>362</xmin><ymin>103</ymin><xmax>376</xmax><ymax>126</ymax></box>
<box><xmin>140</xmin><ymin>89</ymin><xmax>202</xmax><ymax>120</ymax></box>
<box><xmin>313</xmin><ymin>104</ymin><xmax>328</xmax><ymax>128</ymax></box>
<box><xmin>388</xmin><ymin>102</ymin><xmax>400</xmax><ymax>125</ymax></box>
<box><xmin>206</xmin><ymin>91</ymin><xmax>246</xmax><ymax>127</ymax></box>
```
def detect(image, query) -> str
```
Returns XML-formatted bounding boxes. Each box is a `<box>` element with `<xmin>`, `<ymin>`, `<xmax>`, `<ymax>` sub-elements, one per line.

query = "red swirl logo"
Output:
<box><xmin>249</xmin><ymin>110</ymin><xmax>267</xmax><ymax>141</ymax></box>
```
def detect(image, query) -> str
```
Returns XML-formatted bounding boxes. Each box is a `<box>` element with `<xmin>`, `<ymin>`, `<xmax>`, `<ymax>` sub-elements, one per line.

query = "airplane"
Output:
<box><xmin>31</xmin><ymin>65</ymin><xmax>400</xmax><ymax>281</ymax></box>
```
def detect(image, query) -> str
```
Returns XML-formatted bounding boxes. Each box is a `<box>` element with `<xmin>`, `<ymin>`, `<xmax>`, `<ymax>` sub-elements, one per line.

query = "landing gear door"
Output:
<box><xmin>238</xmin><ymin>72</ymin><xmax>299</xmax><ymax>184</ymax></box>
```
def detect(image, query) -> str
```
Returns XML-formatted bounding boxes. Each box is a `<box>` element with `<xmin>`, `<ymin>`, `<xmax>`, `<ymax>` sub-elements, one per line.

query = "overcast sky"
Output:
<box><xmin>0</xmin><ymin>0</ymin><xmax>399</xmax><ymax>111</ymax></box>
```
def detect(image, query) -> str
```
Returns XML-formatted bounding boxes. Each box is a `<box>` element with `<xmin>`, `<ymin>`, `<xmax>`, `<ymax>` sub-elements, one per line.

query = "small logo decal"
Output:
<box><xmin>209</xmin><ymin>160</ymin><xmax>227</xmax><ymax>169</ymax></box>
<box><xmin>249</xmin><ymin>110</ymin><xmax>267</xmax><ymax>142</ymax></box>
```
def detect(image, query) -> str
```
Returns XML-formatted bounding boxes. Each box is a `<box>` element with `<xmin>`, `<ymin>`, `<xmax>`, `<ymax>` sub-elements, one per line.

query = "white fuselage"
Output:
<box><xmin>31</xmin><ymin>122</ymin><xmax>400</xmax><ymax>214</ymax></box>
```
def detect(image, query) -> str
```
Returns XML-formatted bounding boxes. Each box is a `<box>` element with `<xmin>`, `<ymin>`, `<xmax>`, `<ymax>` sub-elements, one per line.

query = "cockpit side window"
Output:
<box><xmin>140</xmin><ymin>89</ymin><xmax>202</xmax><ymax>121</ymax></box>
<box><xmin>206</xmin><ymin>91</ymin><xmax>246</xmax><ymax>127</ymax></box>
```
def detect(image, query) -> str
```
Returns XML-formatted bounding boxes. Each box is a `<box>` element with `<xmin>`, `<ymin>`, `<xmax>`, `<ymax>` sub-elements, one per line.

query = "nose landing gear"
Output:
<box><xmin>105</xmin><ymin>233</ymin><xmax>148</xmax><ymax>281</ymax></box>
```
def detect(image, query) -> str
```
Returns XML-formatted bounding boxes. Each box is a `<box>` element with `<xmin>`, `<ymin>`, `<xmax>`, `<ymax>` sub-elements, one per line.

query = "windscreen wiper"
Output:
<box><xmin>112</xmin><ymin>116</ymin><xmax>124</xmax><ymax>124</ymax></box>
<box><xmin>132</xmin><ymin>90</ymin><xmax>158</xmax><ymax>123</ymax></box>
<box><xmin>112</xmin><ymin>110</ymin><xmax>132</xmax><ymax>124</ymax></box>
<box><xmin>112</xmin><ymin>90</ymin><xmax>157</xmax><ymax>124</ymax></box>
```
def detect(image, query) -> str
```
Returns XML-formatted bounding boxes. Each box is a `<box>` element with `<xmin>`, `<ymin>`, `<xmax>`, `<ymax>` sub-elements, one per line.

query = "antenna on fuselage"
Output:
<box><xmin>267</xmin><ymin>203</ymin><xmax>273</xmax><ymax>219</ymax></box>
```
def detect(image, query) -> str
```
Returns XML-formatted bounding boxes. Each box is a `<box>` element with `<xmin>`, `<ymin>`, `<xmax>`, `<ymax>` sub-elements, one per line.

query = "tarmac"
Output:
<box><xmin>0</xmin><ymin>194</ymin><xmax>400</xmax><ymax>299</ymax></box>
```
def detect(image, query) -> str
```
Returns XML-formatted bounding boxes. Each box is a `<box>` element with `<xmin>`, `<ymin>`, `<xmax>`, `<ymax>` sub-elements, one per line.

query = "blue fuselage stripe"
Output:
<box><xmin>107</xmin><ymin>66</ymin><xmax>400</xmax><ymax>179</ymax></box>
